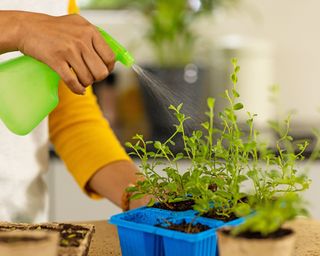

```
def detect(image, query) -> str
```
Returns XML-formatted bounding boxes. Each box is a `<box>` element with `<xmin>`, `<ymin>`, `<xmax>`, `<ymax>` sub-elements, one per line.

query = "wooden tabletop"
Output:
<box><xmin>86</xmin><ymin>219</ymin><xmax>320</xmax><ymax>256</ymax></box>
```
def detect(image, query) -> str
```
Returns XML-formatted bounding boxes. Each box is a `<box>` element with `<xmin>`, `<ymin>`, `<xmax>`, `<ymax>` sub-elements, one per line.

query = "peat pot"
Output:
<box><xmin>217</xmin><ymin>228</ymin><xmax>296</xmax><ymax>256</ymax></box>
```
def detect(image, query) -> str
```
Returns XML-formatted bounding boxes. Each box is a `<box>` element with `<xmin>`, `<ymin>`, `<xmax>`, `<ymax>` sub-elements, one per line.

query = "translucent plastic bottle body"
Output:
<box><xmin>0</xmin><ymin>28</ymin><xmax>134</xmax><ymax>136</ymax></box>
<box><xmin>0</xmin><ymin>56</ymin><xmax>60</xmax><ymax>135</ymax></box>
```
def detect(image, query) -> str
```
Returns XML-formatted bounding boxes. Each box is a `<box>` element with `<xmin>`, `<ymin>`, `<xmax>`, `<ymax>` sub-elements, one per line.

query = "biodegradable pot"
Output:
<box><xmin>0</xmin><ymin>222</ymin><xmax>95</xmax><ymax>256</ymax></box>
<box><xmin>0</xmin><ymin>230</ymin><xmax>59</xmax><ymax>256</ymax></box>
<box><xmin>217</xmin><ymin>228</ymin><xmax>296</xmax><ymax>256</ymax></box>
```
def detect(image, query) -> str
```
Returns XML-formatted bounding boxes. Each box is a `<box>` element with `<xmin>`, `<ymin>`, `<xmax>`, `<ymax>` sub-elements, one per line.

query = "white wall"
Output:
<box><xmin>82</xmin><ymin>0</ymin><xmax>320</xmax><ymax>128</ymax></box>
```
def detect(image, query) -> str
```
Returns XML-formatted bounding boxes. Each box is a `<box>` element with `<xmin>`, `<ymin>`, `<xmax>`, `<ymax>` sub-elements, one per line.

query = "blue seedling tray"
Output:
<box><xmin>109</xmin><ymin>207</ymin><xmax>244</xmax><ymax>256</ymax></box>
<box><xmin>156</xmin><ymin>216</ymin><xmax>223</xmax><ymax>256</ymax></box>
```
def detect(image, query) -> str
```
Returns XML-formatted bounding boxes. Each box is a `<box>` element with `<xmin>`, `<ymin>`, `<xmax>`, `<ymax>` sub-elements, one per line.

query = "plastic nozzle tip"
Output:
<box><xmin>120</xmin><ymin>51</ymin><xmax>135</xmax><ymax>67</ymax></box>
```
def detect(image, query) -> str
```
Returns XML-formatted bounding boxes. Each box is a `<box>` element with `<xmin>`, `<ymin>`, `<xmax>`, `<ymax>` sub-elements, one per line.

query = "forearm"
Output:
<box><xmin>0</xmin><ymin>11</ymin><xmax>24</xmax><ymax>54</ymax></box>
<box><xmin>87</xmin><ymin>160</ymin><xmax>139</xmax><ymax>207</ymax></box>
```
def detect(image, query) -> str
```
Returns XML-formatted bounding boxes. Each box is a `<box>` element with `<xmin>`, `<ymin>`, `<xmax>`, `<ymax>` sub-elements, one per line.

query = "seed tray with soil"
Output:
<box><xmin>110</xmin><ymin>206</ymin><xmax>244</xmax><ymax>256</ymax></box>
<box><xmin>0</xmin><ymin>222</ymin><xmax>95</xmax><ymax>256</ymax></box>
<box><xmin>156</xmin><ymin>219</ymin><xmax>210</xmax><ymax>234</ymax></box>
<box><xmin>152</xmin><ymin>199</ymin><xmax>195</xmax><ymax>211</ymax></box>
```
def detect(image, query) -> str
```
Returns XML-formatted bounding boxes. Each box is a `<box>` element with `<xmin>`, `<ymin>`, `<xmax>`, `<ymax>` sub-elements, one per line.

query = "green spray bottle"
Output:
<box><xmin>0</xmin><ymin>28</ymin><xmax>134</xmax><ymax>136</ymax></box>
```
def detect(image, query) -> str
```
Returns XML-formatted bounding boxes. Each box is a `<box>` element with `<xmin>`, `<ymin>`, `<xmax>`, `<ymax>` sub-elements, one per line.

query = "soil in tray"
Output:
<box><xmin>156</xmin><ymin>220</ymin><xmax>210</xmax><ymax>234</ymax></box>
<box><xmin>152</xmin><ymin>199</ymin><xmax>195</xmax><ymax>211</ymax></box>
<box><xmin>202</xmin><ymin>210</ymin><xmax>237</xmax><ymax>222</ymax></box>
<box><xmin>223</xmin><ymin>228</ymin><xmax>293</xmax><ymax>239</ymax></box>
<box><xmin>29</xmin><ymin>224</ymin><xmax>88</xmax><ymax>247</ymax></box>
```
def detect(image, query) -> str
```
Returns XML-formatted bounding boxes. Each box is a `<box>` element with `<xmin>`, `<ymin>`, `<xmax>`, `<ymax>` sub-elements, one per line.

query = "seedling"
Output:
<box><xmin>127</xmin><ymin>59</ymin><xmax>313</xmax><ymax>222</ymax></box>
<box><xmin>231</xmin><ymin>193</ymin><xmax>307</xmax><ymax>237</ymax></box>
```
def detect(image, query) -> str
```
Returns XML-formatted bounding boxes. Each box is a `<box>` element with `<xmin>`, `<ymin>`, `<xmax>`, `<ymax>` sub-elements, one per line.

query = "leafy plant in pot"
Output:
<box><xmin>217</xmin><ymin>193</ymin><xmax>307</xmax><ymax>256</ymax></box>
<box><xmin>216</xmin><ymin>107</ymin><xmax>313</xmax><ymax>256</ymax></box>
<box><xmin>110</xmin><ymin>59</ymin><xmax>313</xmax><ymax>256</ymax></box>
<box><xmin>127</xmin><ymin>59</ymin><xmax>311</xmax><ymax>221</ymax></box>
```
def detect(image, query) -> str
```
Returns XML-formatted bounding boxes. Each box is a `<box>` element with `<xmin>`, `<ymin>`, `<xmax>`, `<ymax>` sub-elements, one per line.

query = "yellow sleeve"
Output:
<box><xmin>49</xmin><ymin>81</ymin><xmax>130</xmax><ymax>199</ymax></box>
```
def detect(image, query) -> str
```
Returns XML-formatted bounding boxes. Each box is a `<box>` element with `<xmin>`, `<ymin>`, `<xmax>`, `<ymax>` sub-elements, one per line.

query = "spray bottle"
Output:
<box><xmin>0</xmin><ymin>25</ymin><xmax>134</xmax><ymax>136</ymax></box>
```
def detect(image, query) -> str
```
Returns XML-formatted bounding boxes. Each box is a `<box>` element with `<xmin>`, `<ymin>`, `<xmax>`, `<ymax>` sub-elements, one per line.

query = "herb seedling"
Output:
<box><xmin>231</xmin><ymin>193</ymin><xmax>307</xmax><ymax>237</ymax></box>
<box><xmin>127</xmin><ymin>59</ymin><xmax>313</xmax><ymax>223</ymax></box>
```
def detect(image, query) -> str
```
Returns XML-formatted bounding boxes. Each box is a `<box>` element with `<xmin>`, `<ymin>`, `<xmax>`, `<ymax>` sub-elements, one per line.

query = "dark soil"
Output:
<box><xmin>202</xmin><ymin>210</ymin><xmax>237</xmax><ymax>222</ymax></box>
<box><xmin>208</xmin><ymin>183</ymin><xmax>218</xmax><ymax>192</ymax></box>
<box><xmin>58</xmin><ymin>224</ymin><xmax>88</xmax><ymax>247</ymax></box>
<box><xmin>0</xmin><ymin>236</ymin><xmax>48</xmax><ymax>243</ymax></box>
<box><xmin>152</xmin><ymin>199</ymin><xmax>195</xmax><ymax>211</ymax></box>
<box><xmin>223</xmin><ymin>228</ymin><xmax>293</xmax><ymax>240</ymax></box>
<box><xmin>157</xmin><ymin>219</ymin><xmax>210</xmax><ymax>234</ymax></box>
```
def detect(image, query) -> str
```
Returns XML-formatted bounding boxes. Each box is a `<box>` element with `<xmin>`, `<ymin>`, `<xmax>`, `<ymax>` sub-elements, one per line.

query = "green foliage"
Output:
<box><xmin>232</xmin><ymin>193</ymin><xmax>308</xmax><ymax>237</ymax></box>
<box><xmin>127</xmin><ymin>58</ymin><xmax>313</xmax><ymax>222</ymax></box>
<box><xmin>83</xmin><ymin>0</ymin><xmax>239</xmax><ymax>66</ymax></box>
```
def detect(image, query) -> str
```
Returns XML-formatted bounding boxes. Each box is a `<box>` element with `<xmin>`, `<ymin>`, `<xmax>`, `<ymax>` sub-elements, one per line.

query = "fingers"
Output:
<box><xmin>81</xmin><ymin>44</ymin><xmax>110</xmax><ymax>83</ymax></box>
<box><xmin>92</xmin><ymin>30</ymin><xmax>116</xmax><ymax>73</ymax></box>
<box><xmin>56</xmin><ymin>62</ymin><xmax>85</xmax><ymax>95</ymax></box>
<box><xmin>67</xmin><ymin>48</ymin><xmax>94</xmax><ymax>87</ymax></box>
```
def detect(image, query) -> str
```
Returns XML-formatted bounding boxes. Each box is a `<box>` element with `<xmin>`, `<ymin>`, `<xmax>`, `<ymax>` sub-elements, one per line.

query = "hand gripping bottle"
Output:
<box><xmin>0</xmin><ymin>11</ymin><xmax>134</xmax><ymax>135</ymax></box>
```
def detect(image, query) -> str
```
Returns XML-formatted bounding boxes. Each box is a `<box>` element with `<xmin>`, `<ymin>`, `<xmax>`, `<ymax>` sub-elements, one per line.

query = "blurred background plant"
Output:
<box><xmin>81</xmin><ymin>0</ymin><xmax>240</xmax><ymax>67</ymax></box>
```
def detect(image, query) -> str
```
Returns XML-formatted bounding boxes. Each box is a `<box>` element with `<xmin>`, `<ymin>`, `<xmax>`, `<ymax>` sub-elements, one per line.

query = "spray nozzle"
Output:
<box><xmin>97</xmin><ymin>27</ymin><xmax>135</xmax><ymax>68</ymax></box>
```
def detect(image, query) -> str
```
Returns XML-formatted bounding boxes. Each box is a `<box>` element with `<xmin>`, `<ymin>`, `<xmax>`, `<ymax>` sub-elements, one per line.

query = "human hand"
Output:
<box><xmin>16</xmin><ymin>12</ymin><xmax>115</xmax><ymax>94</ymax></box>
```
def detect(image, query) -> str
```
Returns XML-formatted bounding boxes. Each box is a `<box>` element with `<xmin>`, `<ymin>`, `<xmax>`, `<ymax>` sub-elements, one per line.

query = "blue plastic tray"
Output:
<box><xmin>109</xmin><ymin>207</ymin><xmax>244</xmax><ymax>256</ymax></box>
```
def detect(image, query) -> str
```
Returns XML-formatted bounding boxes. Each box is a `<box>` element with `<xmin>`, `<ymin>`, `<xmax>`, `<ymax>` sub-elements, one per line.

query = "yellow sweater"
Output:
<box><xmin>49</xmin><ymin>82</ymin><xmax>130</xmax><ymax>199</ymax></box>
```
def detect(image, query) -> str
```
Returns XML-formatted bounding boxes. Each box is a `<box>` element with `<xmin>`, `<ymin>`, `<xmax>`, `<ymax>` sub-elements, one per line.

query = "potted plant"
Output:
<box><xmin>110</xmin><ymin>59</ymin><xmax>313</xmax><ymax>256</ymax></box>
<box><xmin>217</xmin><ymin>193</ymin><xmax>307</xmax><ymax>256</ymax></box>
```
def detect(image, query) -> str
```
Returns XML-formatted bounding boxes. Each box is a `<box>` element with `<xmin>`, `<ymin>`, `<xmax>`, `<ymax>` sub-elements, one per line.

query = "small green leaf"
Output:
<box><xmin>177</xmin><ymin>103</ymin><xmax>183</xmax><ymax>112</ymax></box>
<box><xmin>169</xmin><ymin>105</ymin><xmax>176</xmax><ymax>111</ymax></box>
<box><xmin>147</xmin><ymin>197</ymin><xmax>155</xmax><ymax>207</ymax></box>
<box><xmin>207</xmin><ymin>98</ymin><xmax>215</xmax><ymax>108</ymax></box>
<box><xmin>133</xmin><ymin>134</ymin><xmax>143</xmax><ymax>140</ymax></box>
<box><xmin>130</xmin><ymin>193</ymin><xmax>145</xmax><ymax>201</ymax></box>
<box><xmin>154</xmin><ymin>141</ymin><xmax>162</xmax><ymax>149</ymax></box>
<box><xmin>232</xmin><ymin>89</ymin><xmax>240</xmax><ymax>98</ymax></box>
<box><xmin>201</xmin><ymin>122</ymin><xmax>209</xmax><ymax>130</ymax></box>
<box><xmin>231</xmin><ymin>73</ymin><xmax>238</xmax><ymax>83</ymax></box>
<box><xmin>233</xmin><ymin>103</ymin><xmax>244</xmax><ymax>110</ymax></box>
<box><xmin>126</xmin><ymin>186</ymin><xmax>138</xmax><ymax>192</ymax></box>
<box><xmin>125</xmin><ymin>142</ymin><xmax>133</xmax><ymax>148</ymax></box>
<box><xmin>231</xmin><ymin>58</ymin><xmax>238</xmax><ymax>66</ymax></box>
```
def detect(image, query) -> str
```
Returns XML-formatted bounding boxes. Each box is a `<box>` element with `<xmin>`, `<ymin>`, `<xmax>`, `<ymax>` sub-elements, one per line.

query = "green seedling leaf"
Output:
<box><xmin>125</xmin><ymin>142</ymin><xmax>133</xmax><ymax>148</ymax></box>
<box><xmin>177</xmin><ymin>103</ymin><xmax>183</xmax><ymax>112</ymax></box>
<box><xmin>207</xmin><ymin>98</ymin><xmax>215</xmax><ymax>108</ymax></box>
<box><xmin>147</xmin><ymin>197</ymin><xmax>155</xmax><ymax>207</ymax></box>
<box><xmin>169</xmin><ymin>105</ymin><xmax>176</xmax><ymax>111</ymax></box>
<box><xmin>130</xmin><ymin>193</ymin><xmax>145</xmax><ymax>201</ymax></box>
<box><xmin>133</xmin><ymin>134</ymin><xmax>143</xmax><ymax>140</ymax></box>
<box><xmin>231</xmin><ymin>73</ymin><xmax>238</xmax><ymax>84</ymax></box>
<box><xmin>232</xmin><ymin>58</ymin><xmax>238</xmax><ymax>67</ymax></box>
<box><xmin>126</xmin><ymin>186</ymin><xmax>138</xmax><ymax>193</ymax></box>
<box><xmin>233</xmin><ymin>103</ymin><xmax>244</xmax><ymax>110</ymax></box>
<box><xmin>154</xmin><ymin>141</ymin><xmax>162</xmax><ymax>149</ymax></box>
<box><xmin>232</xmin><ymin>89</ymin><xmax>240</xmax><ymax>98</ymax></box>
